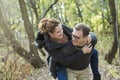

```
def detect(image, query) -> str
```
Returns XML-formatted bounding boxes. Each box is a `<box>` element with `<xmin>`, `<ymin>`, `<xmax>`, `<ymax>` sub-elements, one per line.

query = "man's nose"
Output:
<box><xmin>72</xmin><ymin>36</ymin><xmax>76</xmax><ymax>41</ymax></box>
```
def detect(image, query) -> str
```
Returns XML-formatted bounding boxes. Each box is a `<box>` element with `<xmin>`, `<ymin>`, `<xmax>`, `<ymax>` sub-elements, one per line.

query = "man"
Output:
<box><xmin>66</xmin><ymin>23</ymin><xmax>94</xmax><ymax>80</ymax></box>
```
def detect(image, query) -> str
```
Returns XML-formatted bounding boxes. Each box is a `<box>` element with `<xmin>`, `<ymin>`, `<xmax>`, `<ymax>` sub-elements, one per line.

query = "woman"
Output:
<box><xmin>35</xmin><ymin>18</ymin><xmax>101</xmax><ymax>80</ymax></box>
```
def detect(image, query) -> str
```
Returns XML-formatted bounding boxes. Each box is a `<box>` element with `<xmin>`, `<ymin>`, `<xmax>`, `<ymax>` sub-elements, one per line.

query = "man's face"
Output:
<box><xmin>49</xmin><ymin>24</ymin><xmax>64</xmax><ymax>39</ymax></box>
<box><xmin>72</xmin><ymin>29</ymin><xmax>87</xmax><ymax>46</ymax></box>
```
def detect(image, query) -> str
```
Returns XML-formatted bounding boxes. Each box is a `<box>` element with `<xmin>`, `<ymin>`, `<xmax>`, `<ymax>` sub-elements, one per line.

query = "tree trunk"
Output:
<box><xmin>18</xmin><ymin>0</ymin><xmax>45</xmax><ymax>68</ymax></box>
<box><xmin>105</xmin><ymin>0</ymin><xmax>118</xmax><ymax>64</ymax></box>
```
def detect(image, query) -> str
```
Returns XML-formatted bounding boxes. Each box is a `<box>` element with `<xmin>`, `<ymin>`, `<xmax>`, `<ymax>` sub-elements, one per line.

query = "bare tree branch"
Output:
<box><xmin>41</xmin><ymin>0</ymin><xmax>59</xmax><ymax>19</ymax></box>
<box><xmin>29</xmin><ymin>0</ymin><xmax>39</xmax><ymax>23</ymax></box>
<box><xmin>75</xmin><ymin>0</ymin><xmax>83</xmax><ymax>22</ymax></box>
<box><xmin>82</xmin><ymin>0</ymin><xmax>99</xmax><ymax>15</ymax></box>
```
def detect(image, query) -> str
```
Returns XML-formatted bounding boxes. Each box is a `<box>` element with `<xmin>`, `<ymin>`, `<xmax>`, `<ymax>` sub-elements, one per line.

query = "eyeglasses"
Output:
<box><xmin>72</xmin><ymin>34</ymin><xmax>81</xmax><ymax>40</ymax></box>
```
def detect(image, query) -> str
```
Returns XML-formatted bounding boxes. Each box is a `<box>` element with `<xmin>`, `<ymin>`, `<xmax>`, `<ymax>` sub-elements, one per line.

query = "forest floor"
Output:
<box><xmin>26</xmin><ymin>64</ymin><xmax>120</xmax><ymax>80</ymax></box>
<box><xmin>26</xmin><ymin>56</ymin><xmax>120</xmax><ymax>80</ymax></box>
<box><xmin>1</xmin><ymin>50</ymin><xmax>120</xmax><ymax>80</ymax></box>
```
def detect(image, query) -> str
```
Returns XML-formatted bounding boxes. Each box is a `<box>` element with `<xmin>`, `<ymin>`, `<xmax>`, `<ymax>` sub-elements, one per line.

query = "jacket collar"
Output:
<box><xmin>44</xmin><ymin>33</ymin><xmax>65</xmax><ymax>50</ymax></box>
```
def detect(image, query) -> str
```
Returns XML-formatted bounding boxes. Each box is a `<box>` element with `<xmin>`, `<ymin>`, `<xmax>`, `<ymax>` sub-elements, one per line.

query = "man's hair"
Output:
<box><xmin>75</xmin><ymin>23</ymin><xmax>90</xmax><ymax>37</ymax></box>
<box><xmin>38</xmin><ymin>18</ymin><xmax>60</xmax><ymax>33</ymax></box>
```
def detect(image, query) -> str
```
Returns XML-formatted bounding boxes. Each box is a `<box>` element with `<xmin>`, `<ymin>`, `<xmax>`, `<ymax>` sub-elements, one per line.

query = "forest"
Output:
<box><xmin>0</xmin><ymin>0</ymin><xmax>120</xmax><ymax>80</ymax></box>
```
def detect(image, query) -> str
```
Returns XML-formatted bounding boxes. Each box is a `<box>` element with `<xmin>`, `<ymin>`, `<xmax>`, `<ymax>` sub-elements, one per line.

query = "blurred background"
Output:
<box><xmin>0</xmin><ymin>0</ymin><xmax>120</xmax><ymax>80</ymax></box>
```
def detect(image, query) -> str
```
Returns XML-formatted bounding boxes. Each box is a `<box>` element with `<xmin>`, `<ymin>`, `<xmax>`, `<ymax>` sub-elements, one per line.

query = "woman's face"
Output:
<box><xmin>49</xmin><ymin>24</ymin><xmax>64</xmax><ymax>39</ymax></box>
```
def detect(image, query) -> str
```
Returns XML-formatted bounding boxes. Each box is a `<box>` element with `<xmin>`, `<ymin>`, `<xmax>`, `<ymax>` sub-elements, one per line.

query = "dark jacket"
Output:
<box><xmin>35</xmin><ymin>25</ymin><xmax>97</xmax><ymax>70</ymax></box>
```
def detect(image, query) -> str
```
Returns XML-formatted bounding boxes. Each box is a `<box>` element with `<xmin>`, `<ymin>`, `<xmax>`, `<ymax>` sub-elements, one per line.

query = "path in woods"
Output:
<box><xmin>27</xmin><ymin>61</ymin><xmax>120</xmax><ymax>80</ymax></box>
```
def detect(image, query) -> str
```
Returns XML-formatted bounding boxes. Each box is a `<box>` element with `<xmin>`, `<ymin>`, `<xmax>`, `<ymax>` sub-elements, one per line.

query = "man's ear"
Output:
<box><xmin>48</xmin><ymin>32</ymin><xmax>53</xmax><ymax>37</ymax></box>
<box><xmin>48</xmin><ymin>32</ymin><xmax>52</xmax><ymax>36</ymax></box>
<box><xmin>87</xmin><ymin>35</ymin><xmax>91</xmax><ymax>44</ymax></box>
<box><xmin>85</xmin><ymin>36</ymin><xmax>88</xmax><ymax>41</ymax></box>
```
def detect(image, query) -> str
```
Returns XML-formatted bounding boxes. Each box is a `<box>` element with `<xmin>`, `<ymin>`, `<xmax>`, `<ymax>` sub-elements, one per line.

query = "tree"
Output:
<box><xmin>105</xmin><ymin>0</ymin><xmax>118</xmax><ymax>64</ymax></box>
<box><xmin>0</xmin><ymin>0</ymin><xmax>44</xmax><ymax>68</ymax></box>
<box><xmin>18</xmin><ymin>0</ymin><xmax>45</xmax><ymax>68</ymax></box>
<box><xmin>75</xmin><ymin>0</ymin><xmax>83</xmax><ymax>22</ymax></box>
<box><xmin>0</xmin><ymin>0</ymin><xmax>60</xmax><ymax>68</ymax></box>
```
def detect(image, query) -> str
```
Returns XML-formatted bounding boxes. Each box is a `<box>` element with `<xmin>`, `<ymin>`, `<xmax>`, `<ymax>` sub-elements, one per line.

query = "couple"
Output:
<box><xmin>35</xmin><ymin>18</ymin><xmax>101</xmax><ymax>80</ymax></box>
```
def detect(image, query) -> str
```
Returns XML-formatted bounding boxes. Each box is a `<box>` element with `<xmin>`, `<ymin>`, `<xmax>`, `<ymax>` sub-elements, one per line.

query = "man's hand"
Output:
<box><xmin>82</xmin><ymin>43</ymin><xmax>92</xmax><ymax>54</ymax></box>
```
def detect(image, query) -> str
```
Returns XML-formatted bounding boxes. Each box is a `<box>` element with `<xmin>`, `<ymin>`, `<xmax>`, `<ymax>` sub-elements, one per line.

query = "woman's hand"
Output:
<box><xmin>82</xmin><ymin>43</ymin><xmax>92</xmax><ymax>54</ymax></box>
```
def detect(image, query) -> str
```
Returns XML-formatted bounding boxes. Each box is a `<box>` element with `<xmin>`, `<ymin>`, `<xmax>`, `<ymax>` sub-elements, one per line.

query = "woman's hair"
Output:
<box><xmin>38</xmin><ymin>18</ymin><xmax>60</xmax><ymax>33</ymax></box>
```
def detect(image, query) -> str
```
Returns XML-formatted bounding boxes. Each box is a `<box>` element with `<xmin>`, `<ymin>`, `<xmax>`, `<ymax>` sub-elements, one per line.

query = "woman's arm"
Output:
<box><xmin>46</xmin><ymin>33</ymin><xmax>97</xmax><ymax>66</ymax></box>
<box><xmin>89</xmin><ymin>32</ymin><xmax>97</xmax><ymax>47</ymax></box>
<box><xmin>61</xmin><ymin>32</ymin><xmax>97</xmax><ymax>55</ymax></box>
<box><xmin>47</xmin><ymin>48</ymin><xmax>83</xmax><ymax>66</ymax></box>
<box><xmin>87</xmin><ymin>32</ymin><xmax>97</xmax><ymax>53</ymax></box>
<box><xmin>62</xmin><ymin>25</ymin><xmax>73</xmax><ymax>33</ymax></box>
<box><xmin>34</xmin><ymin>31</ymin><xmax>45</xmax><ymax>48</ymax></box>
